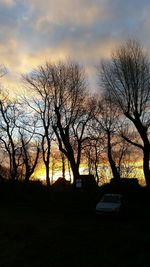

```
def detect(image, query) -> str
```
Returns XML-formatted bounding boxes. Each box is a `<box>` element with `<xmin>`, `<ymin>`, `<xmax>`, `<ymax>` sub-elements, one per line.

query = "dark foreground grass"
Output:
<box><xmin>0</xmin><ymin>182</ymin><xmax>150</xmax><ymax>267</ymax></box>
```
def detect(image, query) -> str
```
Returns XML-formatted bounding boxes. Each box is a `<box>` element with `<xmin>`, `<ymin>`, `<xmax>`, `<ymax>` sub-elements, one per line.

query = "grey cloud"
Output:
<box><xmin>0</xmin><ymin>0</ymin><xmax>150</xmax><ymax>90</ymax></box>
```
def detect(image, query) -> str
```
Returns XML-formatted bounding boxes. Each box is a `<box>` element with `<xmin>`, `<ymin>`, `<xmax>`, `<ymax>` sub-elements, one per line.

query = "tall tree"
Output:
<box><xmin>19</xmin><ymin>129</ymin><xmax>40</xmax><ymax>183</ymax></box>
<box><xmin>0</xmin><ymin>98</ymin><xmax>21</xmax><ymax>180</ymax></box>
<box><xmin>50</xmin><ymin>62</ymin><xmax>95</xmax><ymax>184</ymax></box>
<box><xmin>96</xmin><ymin>93</ymin><xmax>121</xmax><ymax>180</ymax></box>
<box><xmin>24</xmin><ymin>61</ymin><xmax>95</xmax><ymax>184</ymax></box>
<box><xmin>99</xmin><ymin>40</ymin><xmax>150</xmax><ymax>187</ymax></box>
<box><xmin>23</xmin><ymin>68</ymin><xmax>54</xmax><ymax>186</ymax></box>
<box><xmin>82</xmin><ymin>137</ymin><xmax>102</xmax><ymax>184</ymax></box>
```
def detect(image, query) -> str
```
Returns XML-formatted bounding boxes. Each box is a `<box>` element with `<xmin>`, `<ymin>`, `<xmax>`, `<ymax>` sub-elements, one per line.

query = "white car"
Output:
<box><xmin>96</xmin><ymin>193</ymin><xmax>123</xmax><ymax>215</ymax></box>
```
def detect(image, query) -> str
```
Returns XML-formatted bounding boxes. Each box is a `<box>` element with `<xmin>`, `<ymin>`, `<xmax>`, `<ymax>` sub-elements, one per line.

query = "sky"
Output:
<box><xmin>0</xmin><ymin>0</ymin><xmax>150</xmax><ymax>91</ymax></box>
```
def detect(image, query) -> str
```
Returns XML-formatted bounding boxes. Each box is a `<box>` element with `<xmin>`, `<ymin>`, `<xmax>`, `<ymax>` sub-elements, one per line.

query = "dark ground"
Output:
<box><xmin>0</xmin><ymin>181</ymin><xmax>150</xmax><ymax>267</ymax></box>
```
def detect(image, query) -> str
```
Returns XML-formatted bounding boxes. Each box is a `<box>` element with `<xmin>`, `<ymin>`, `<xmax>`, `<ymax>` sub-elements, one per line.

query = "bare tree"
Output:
<box><xmin>0</xmin><ymin>97</ymin><xmax>21</xmax><ymax>180</ymax></box>
<box><xmin>82</xmin><ymin>137</ymin><xmax>102</xmax><ymax>184</ymax></box>
<box><xmin>24</xmin><ymin>61</ymin><xmax>95</xmax><ymax>184</ymax></box>
<box><xmin>95</xmin><ymin>93</ymin><xmax>122</xmax><ymax>180</ymax></box>
<box><xmin>19</xmin><ymin>129</ymin><xmax>40</xmax><ymax>183</ymax></box>
<box><xmin>50</xmin><ymin>62</ymin><xmax>96</xmax><ymax>184</ymax></box>
<box><xmin>23</xmin><ymin>69</ymin><xmax>54</xmax><ymax>186</ymax></box>
<box><xmin>99</xmin><ymin>40</ymin><xmax>150</xmax><ymax>187</ymax></box>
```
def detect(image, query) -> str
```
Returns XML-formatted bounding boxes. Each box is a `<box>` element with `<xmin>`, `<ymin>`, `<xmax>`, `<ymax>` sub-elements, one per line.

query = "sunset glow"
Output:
<box><xmin>33</xmin><ymin>168</ymin><xmax>72</xmax><ymax>184</ymax></box>
<box><xmin>32</xmin><ymin>160</ymin><xmax>145</xmax><ymax>186</ymax></box>
<box><xmin>0</xmin><ymin>0</ymin><xmax>149</xmax><ymax>186</ymax></box>
<box><xmin>0</xmin><ymin>2</ymin><xmax>149</xmax><ymax>266</ymax></box>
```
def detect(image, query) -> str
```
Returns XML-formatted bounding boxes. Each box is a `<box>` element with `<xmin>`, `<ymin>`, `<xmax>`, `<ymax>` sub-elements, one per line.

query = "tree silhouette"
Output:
<box><xmin>0</xmin><ymin>97</ymin><xmax>21</xmax><ymax>180</ymax></box>
<box><xmin>18</xmin><ymin>128</ymin><xmax>40</xmax><ymax>183</ymax></box>
<box><xmin>24</xmin><ymin>61</ymin><xmax>96</xmax><ymax>184</ymax></box>
<box><xmin>94</xmin><ymin>93</ymin><xmax>122</xmax><ymax>180</ymax></box>
<box><xmin>23</xmin><ymin>69</ymin><xmax>54</xmax><ymax>186</ymax></box>
<box><xmin>50</xmin><ymin>62</ymin><xmax>96</xmax><ymax>184</ymax></box>
<box><xmin>99</xmin><ymin>40</ymin><xmax>150</xmax><ymax>187</ymax></box>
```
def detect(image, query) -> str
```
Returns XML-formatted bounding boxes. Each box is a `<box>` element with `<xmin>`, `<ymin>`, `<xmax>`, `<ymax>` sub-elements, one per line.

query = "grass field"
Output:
<box><xmin>0</xmin><ymin>182</ymin><xmax>150</xmax><ymax>267</ymax></box>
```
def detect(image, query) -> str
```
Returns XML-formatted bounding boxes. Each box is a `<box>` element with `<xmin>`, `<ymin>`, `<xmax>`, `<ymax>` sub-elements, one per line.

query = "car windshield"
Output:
<box><xmin>101</xmin><ymin>195</ymin><xmax>120</xmax><ymax>203</ymax></box>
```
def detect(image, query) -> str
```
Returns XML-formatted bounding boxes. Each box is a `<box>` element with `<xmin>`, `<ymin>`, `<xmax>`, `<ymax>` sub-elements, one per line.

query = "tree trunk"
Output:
<box><xmin>95</xmin><ymin>144</ymin><xmax>99</xmax><ymax>184</ymax></box>
<box><xmin>95</xmin><ymin>161</ymin><xmax>99</xmax><ymax>184</ymax></box>
<box><xmin>67</xmin><ymin>159</ymin><xmax>72</xmax><ymax>183</ymax></box>
<box><xmin>24</xmin><ymin>166</ymin><xmax>30</xmax><ymax>183</ymax></box>
<box><xmin>69</xmin><ymin>159</ymin><xmax>80</xmax><ymax>185</ymax></box>
<box><xmin>129</xmin><ymin>115</ymin><xmax>150</xmax><ymax>188</ymax></box>
<box><xmin>143</xmin><ymin>146</ymin><xmax>150</xmax><ymax>188</ymax></box>
<box><xmin>10</xmin><ymin>153</ymin><xmax>17</xmax><ymax>181</ymax></box>
<box><xmin>46</xmin><ymin>165</ymin><xmax>50</xmax><ymax>187</ymax></box>
<box><xmin>107</xmin><ymin>131</ymin><xmax>120</xmax><ymax>180</ymax></box>
<box><xmin>61</xmin><ymin>152</ymin><xmax>65</xmax><ymax>179</ymax></box>
<box><xmin>42</xmin><ymin>135</ymin><xmax>51</xmax><ymax>187</ymax></box>
<box><xmin>24</xmin><ymin>147</ymin><xmax>40</xmax><ymax>184</ymax></box>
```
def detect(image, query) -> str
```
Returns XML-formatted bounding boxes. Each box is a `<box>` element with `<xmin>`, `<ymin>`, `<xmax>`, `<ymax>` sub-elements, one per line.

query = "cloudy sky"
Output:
<box><xmin>0</xmin><ymin>0</ymin><xmax>150</xmax><ymax>90</ymax></box>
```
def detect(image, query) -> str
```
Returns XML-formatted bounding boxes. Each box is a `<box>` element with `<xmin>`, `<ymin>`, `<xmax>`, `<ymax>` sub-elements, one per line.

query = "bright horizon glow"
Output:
<box><xmin>32</xmin><ymin>164</ymin><xmax>73</xmax><ymax>184</ymax></box>
<box><xmin>32</xmin><ymin>160</ymin><xmax>145</xmax><ymax>186</ymax></box>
